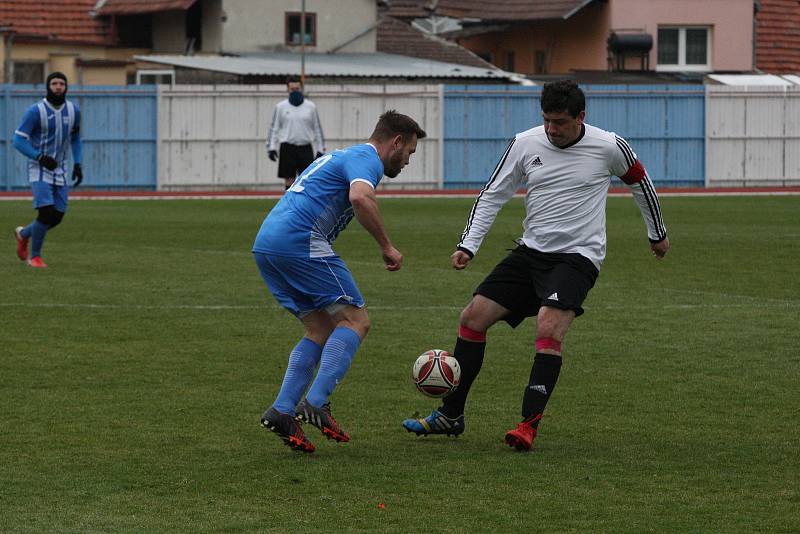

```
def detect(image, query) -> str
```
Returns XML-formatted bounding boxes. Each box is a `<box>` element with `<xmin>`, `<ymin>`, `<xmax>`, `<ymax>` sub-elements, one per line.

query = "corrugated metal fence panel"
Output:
<box><xmin>1</xmin><ymin>85</ymin><xmax>157</xmax><ymax>191</ymax></box>
<box><xmin>706</xmin><ymin>85</ymin><xmax>800</xmax><ymax>186</ymax></box>
<box><xmin>158</xmin><ymin>84</ymin><xmax>441</xmax><ymax>191</ymax></box>
<box><xmin>444</xmin><ymin>85</ymin><xmax>538</xmax><ymax>189</ymax></box>
<box><xmin>443</xmin><ymin>84</ymin><xmax>705</xmax><ymax>188</ymax></box>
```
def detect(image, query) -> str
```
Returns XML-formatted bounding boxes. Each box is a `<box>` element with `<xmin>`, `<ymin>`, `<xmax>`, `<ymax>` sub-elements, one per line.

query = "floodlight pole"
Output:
<box><xmin>300</xmin><ymin>0</ymin><xmax>306</xmax><ymax>85</ymax></box>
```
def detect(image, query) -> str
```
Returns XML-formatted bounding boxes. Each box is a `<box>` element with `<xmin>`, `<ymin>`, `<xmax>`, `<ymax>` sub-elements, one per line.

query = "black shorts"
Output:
<box><xmin>475</xmin><ymin>245</ymin><xmax>599</xmax><ymax>328</ymax></box>
<box><xmin>278</xmin><ymin>143</ymin><xmax>314</xmax><ymax>179</ymax></box>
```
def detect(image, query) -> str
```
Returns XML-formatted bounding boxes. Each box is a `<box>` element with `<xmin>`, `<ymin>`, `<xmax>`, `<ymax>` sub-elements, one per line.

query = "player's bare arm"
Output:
<box><xmin>349</xmin><ymin>180</ymin><xmax>402</xmax><ymax>271</ymax></box>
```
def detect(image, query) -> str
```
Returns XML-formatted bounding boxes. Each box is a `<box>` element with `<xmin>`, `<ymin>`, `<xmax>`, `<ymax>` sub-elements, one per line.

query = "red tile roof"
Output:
<box><xmin>377</xmin><ymin>16</ymin><xmax>496</xmax><ymax>69</ymax></box>
<box><xmin>93</xmin><ymin>0</ymin><xmax>197</xmax><ymax>16</ymax></box>
<box><xmin>756</xmin><ymin>0</ymin><xmax>800</xmax><ymax>74</ymax></box>
<box><xmin>386</xmin><ymin>0</ymin><xmax>595</xmax><ymax>21</ymax></box>
<box><xmin>0</xmin><ymin>0</ymin><xmax>112</xmax><ymax>45</ymax></box>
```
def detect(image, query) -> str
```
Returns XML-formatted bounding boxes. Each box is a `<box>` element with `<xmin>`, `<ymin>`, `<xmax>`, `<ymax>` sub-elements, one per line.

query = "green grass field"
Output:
<box><xmin>1</xmin><ymin>195</ymin><xmax>798</xmax><ymax>533</ymax></box>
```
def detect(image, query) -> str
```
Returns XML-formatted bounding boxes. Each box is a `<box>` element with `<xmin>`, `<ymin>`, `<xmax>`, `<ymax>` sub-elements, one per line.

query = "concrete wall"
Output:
<box><xmin>458</xmin><ymin>0</ymin><xmax>753</xmax><ymax>75</ymax></box>
<box><xmin>201</xmin><ymin>0</ymin><xmax>223</xmax><ymax>54</ymax></box>
<box><xmin>610</xmin><ymin>0</ymin><xmax>754</xmax><ymax>72</ymax></box>
<box><xmin>218</xmin><ymin>0</ymin><xmax>376</xmax><ymax>54</ymax></box>
<box><xmin>4</xmin><ymin>43</ymin><xmax>147</xmax><ymax>85</ymax></box>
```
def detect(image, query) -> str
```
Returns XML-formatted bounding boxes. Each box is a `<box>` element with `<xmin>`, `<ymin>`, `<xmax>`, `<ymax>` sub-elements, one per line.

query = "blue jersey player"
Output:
<box><xmin>254</xmin><ymin>110</ymin><xmax>426</xmax><ymax>453</ymax></box>
<box><xmin>13</xmin><ymin>72</ymin><xmax>83</xmax><ymax>268</ymax></box>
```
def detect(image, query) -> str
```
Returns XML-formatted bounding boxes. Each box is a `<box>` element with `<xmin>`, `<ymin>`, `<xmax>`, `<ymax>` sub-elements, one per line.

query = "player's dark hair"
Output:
<box><xmin>540</xmin><ymin>80</ymin><xmax>585</xmax><ymax>118</ymax></box>
<box><xmin>286</xmin><ymin>75</ymin><xmax>302</xmax><ymax>86</ymax></box>
<box><xmin>369</xmin><ymin>110</ymin><xmax>427</xmax><ymax>143</ymax></box>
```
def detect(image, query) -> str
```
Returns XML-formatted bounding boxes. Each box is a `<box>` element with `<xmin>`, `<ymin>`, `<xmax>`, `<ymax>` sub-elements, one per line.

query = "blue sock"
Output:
<box><xmin>305</xmin><ymin>326</ymin><xmax>362</xmax><ymax>408</ymax></box>
<box><xmin>273</xmin><ymin>337</ymin><xmax>323</xmax><ymax>415</ymax></box>
<box><xmin>29</xmin><ymin>220</ymin><xmax>50</xmax><ymax>258</ymax></box>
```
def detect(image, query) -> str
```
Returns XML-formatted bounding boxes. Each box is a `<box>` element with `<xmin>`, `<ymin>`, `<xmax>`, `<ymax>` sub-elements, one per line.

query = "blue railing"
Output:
<box><xmin>443</xmin><ymin>84</ymin><xmax>705</xmax><ymax>188</ymax></box>
<box><xmin>1</xmin><ymin>85</ymin><xmax>158</xmax><ymax>191</ymax></box>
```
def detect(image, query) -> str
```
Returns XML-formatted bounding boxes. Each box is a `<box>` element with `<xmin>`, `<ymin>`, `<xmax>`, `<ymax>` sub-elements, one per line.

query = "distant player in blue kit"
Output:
<box><xmin>254</xmin><ymin>110</ymin><xmax>426</xmax><ymax>452</ymax></box>
<box><xmin>13</xmin><ymin>72</ymin><xmax>83</xmax><ymax>268</ymax></box>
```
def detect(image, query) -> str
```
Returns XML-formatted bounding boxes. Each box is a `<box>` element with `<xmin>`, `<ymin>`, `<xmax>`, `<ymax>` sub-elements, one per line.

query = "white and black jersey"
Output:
<box><xmin>267</xmin><ymin>99</ymin><xmax>325</xmax><ymax>152</ymax></box>
<box><xmin>457</xmin><ymin>123</ymin><xmax>666</xmax><ymax>270</ymax></box>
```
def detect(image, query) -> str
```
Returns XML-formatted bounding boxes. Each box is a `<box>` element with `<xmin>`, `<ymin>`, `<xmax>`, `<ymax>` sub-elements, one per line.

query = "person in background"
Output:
<box><xmin>266</xmin><ymin>76</ymin><xmax>325</xmax><ymax>190</ymax></box>
<box><xmin>13</xmin><ymin>71</ymin><xmax>83</xmax><ymax>269</ymax></box>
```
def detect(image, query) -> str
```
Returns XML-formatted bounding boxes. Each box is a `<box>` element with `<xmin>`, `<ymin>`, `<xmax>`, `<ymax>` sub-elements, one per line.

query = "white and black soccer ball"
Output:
<box><xmin>412</xmin><ymin>349</ymin><xmax>461</xmax><ymax>398</ymax></box>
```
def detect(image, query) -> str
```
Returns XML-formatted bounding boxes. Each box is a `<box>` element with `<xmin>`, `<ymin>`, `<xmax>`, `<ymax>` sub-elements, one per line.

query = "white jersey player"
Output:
<box><xmin>403</xmin><ymin>80</ymin><xmax>670</xmax><ymax>452</ymax></box>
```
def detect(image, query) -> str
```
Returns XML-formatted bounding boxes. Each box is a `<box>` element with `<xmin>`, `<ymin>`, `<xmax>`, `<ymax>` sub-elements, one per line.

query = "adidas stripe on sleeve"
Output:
<box><xmin>615</xmin><ymin>135</ymin><xmax>667</xmax><ymax>243</ymax></box>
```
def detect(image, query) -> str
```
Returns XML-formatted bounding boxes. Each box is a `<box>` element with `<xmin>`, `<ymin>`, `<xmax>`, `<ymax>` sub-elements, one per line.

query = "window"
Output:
<box><xmin>13</xmin><ymin>62</ymin><xmax>45</xmax><ymax>84</ymax></box>
<box><xmin>136</xmin><ymin>69</ymin><xmax>175</xmax><ymax>85</ymax></box>
<box><xmin>285</xmin><ymin>12</ymin><xmax>316</xmax><ymax>46</ymax></box>
<box><xmin>657</xmin><ymin>26</ymin><xmax>710</xmax><ymax>71</ymax></box>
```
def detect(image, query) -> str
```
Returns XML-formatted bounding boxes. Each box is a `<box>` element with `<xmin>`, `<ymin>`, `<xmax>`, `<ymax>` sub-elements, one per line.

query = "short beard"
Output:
<box><xmin>46</xmin><ymin>92</ymin><xmax>66</xmax><ymax>106</ymax></box>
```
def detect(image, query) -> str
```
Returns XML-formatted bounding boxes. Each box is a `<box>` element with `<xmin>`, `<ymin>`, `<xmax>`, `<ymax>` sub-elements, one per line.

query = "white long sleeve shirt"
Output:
<box><xmin>457</xmin><ymin>123</ymin><xmax>667</xmax><ymax>270</ymax></box>
<box><xmin>266</xmin><ymin>99</ymin><xmax>325</xmax><ymax>152</ymax></box>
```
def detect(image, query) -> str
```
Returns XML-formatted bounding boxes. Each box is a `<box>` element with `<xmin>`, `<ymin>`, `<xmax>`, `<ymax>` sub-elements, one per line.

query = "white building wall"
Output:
<box><xmin>157</xmin><ymin>84</ymin><xmax>441</xmax><ymax>191</ymax></box>
<box><xmin>219</xmin><ymin>0</ymin><xmax>376</xmax><ymax>54</ymax></box>
<box><xmin>201</xmin><ymin>0</ymin><xmax>223</xmax><ymax>54</ymax></box>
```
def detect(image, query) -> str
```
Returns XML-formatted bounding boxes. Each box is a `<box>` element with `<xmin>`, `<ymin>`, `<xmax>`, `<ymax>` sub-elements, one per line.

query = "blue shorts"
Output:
<box><xmin>31</xmin><ymin>180</ymin><xmax>69</xmax><ymax>212</ymax></box>
<box><xmin>254</xmin><ymin>252</ymin><xmax>365</xmax><ymax>317</ymax></box>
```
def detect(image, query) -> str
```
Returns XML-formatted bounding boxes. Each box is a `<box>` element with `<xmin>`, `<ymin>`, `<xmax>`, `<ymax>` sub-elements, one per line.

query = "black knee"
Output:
<box><xmin>37</xmin><ymin>205</ymin><xmax>64</xmax><ymax>228</ymax></box>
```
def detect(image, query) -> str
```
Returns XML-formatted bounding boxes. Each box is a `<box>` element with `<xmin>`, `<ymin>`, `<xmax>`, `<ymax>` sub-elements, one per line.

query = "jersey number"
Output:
<box><xmin>289</xmin><ymin>154</ymin><xmax>333</xmax><ymax>193</ymax></box>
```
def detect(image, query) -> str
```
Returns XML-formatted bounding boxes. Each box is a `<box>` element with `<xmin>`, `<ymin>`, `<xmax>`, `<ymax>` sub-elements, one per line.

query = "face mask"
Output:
<box><xmin>288</xmin><ymin>90</ymin><xmax>304</xmax><ymax>106</ymax></box>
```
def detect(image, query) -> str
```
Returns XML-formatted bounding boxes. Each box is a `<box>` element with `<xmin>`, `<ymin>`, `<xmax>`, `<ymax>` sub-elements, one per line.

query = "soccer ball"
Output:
<box><xmin>412</xmin><ymin>349</ymin><xmax>461</xmax><ymax>398</ymax></box>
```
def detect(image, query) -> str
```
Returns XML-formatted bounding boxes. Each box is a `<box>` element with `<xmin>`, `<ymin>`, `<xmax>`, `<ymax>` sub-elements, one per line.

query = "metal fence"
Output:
<box><xmin>1</xmin><ymin>85</ymin><xmax>157</xmax><ymax>191</ymax></box>
<box><xmin>706</xmin><ymin>85</ymin><xmax>800</xmax><ymax>186</ymax></box>
<box><xmin>444</xmin><ymin>84</ymin><xmax>706</xmax><ymax>188</ymax></box>
<box><xmin>157</xmin><ymin>84</ymin><xmax>442</xmax><ymax>191</ymax></box>
<box><xmin>3</xmin><ymin>83</ymin><xmax>798</xmax><ymax>191</ymax></box>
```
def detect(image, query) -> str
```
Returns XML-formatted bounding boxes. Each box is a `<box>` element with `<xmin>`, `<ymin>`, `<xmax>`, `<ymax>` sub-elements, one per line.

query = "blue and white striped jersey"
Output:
<box><xmin>14</xmin><ymin>99</ymin><xmax>82</xmax><ymax>185</ymax></box>
<box><xmin>253</xmin><ymin>144</ymin><xmax>384</xmax><ymax>258</ymax></box>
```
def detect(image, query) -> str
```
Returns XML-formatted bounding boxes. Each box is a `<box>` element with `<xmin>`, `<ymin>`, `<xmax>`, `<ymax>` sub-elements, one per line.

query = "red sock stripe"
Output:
<box><xmin>459</xmin><ymin>325</ymin><xmax>486</xmax><ymax>342</ymax></box>
<box><xmin>535</xmin><ymin>337</ymin><xmax>562</xmax><ymax>352</ymax></box>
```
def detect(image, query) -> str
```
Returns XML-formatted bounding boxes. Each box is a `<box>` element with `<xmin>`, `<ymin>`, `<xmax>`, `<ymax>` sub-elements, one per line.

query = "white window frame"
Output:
<box><xmin>656</xmin><ymin>26</ymin><xmax>711</xmax><ymax>72</ymax></box>
<box><xmin>135</xmin><ymin>69</ymin><xmax>175</xmax><ymax>85</ymax></box>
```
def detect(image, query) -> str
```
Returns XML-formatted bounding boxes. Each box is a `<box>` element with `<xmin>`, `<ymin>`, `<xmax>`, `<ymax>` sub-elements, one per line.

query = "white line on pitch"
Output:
<box><xmin>0</xmin><ymin>302</ymin><xmax>794</xmax><ymax>312</ymax></box>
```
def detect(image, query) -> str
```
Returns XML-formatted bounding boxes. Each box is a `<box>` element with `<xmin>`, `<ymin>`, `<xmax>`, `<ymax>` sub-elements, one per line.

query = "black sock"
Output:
<box><xmin>521</xmin><ymin>353</ymin><xmax>562</xmax><ymax>428</ymax></box>
<box><xmin>439</xmin><ymin>337</ymin><xmax>485</xmax><ymax>418</ymax></box>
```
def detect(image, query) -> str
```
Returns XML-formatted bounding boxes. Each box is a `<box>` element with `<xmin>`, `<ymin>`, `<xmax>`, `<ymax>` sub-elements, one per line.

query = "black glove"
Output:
<box><xmin>268</xmin><ymin>150</ymin><xmax>278</xmax><ymax>162</ymax></box>
<box><xmin>37</xmin><ymin>154</ymin><xmax>58</xmax><ymax>171</ymax></box>
<box><xmin>72</xmin><ymin>163</ymin><xmax>83</xmax><ymax>188</ymax></box>
<box><xmin>315</xmin><ymin>151</ymin><xmax>324</xmax><ymax>159</ymax></box>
